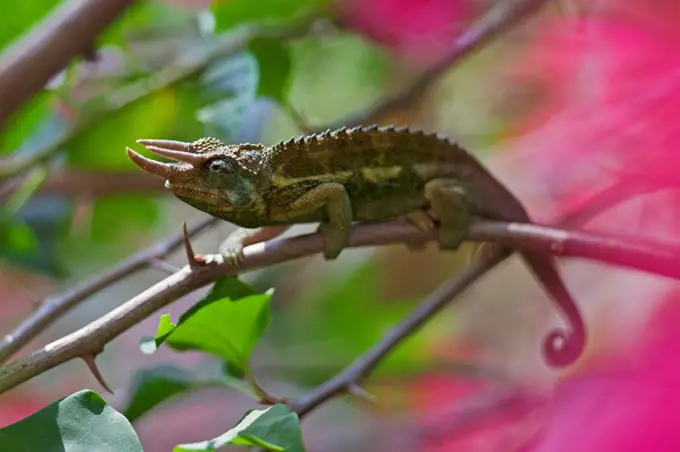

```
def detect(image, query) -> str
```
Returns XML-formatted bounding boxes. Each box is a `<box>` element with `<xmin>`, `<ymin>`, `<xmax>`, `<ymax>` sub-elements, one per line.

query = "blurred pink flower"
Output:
<box><xmin>507</xmin><ymin>3</ymin><xmax>680</xmax><ymax>239</ymax></box>
<box><xmin>337</xmin><ymin>0</ymin><xmax>475</xmax><ymax>63</ymax></box>
<box><xmin>528</xmin><ymin>292</ymin><xmax>680</xmax><ymax>451</ymax></box>
<box><xmin>0</xmin><ymin>391</ymin><xmax>47</xmax><ymax>427</ymax></box>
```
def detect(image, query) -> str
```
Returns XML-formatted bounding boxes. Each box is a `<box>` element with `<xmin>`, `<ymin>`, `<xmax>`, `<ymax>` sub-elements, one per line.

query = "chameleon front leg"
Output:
<box><xmin>220</xmin><ymin>226</ymin><xmax>291</xmax><ymax>265</ymax></box>
<box><xmin>270</xmin><ymin>182</ymin><xmax>352</xmax><ymax>260</ymax></box>
<box><xmin>423</xmin><ymin>179</ymin><xmax>472</xmax><ymax>251</ymax></box>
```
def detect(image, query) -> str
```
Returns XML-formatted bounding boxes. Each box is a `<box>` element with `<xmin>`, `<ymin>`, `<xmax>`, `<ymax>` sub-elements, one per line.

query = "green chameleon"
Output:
<box><xmin>126</xmin><ymin>125</ymin><xmax>585</xmax><ymax>367</ymax></box>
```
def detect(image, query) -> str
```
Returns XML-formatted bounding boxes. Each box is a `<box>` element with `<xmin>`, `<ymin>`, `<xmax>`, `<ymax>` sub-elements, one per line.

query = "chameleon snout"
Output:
<box><xmin>125</xmin><ymin>145</ymin><xmax>200</xmax><ymax>185</ymax></box>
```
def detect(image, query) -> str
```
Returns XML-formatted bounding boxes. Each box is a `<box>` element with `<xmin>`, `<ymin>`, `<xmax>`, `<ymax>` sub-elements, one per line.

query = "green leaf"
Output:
<box><xmin>4</xmin><ymin>165</ymin><xmax>48</xmax><ymax>217</ymax></box>
<box><xmin>0</xmin><ymin>1</ymin><xmax>61</xmax><ymax>53</ymax></box>
<box><xmin>212</xmin><ymin>0</ymin><xmax>328</xmax><ymax>32</ymax></box>
<box><xmin>0</xmin><ymin>219</ymin><xmax>39</xmax><ymax>256</ymax></box>
<box><xmin>249</xmin><ymin>38</ymin><xmax>292</xmax><ymax>104</ymax></box>
<box><xmin>123</xmin><ymin>365</ymin><xmax>258</xmax><ymax>422</ymax></box>
<box><xmin>0</xmin><ymin>390</ymin><xmax>142</xmax><ymax>452</ymax></box>
<box><xmin>288</xmin><ymin>33</ymin><xmax>388</xmax><ymax>125</ymax></box>
<box><xmin>174</xmin><ymin>404</ymin><xmax>304</xmax><ymax>452</ymax></box>
<box><xmin>67</xmin><ymin>88</ymin><xmax>178</xmax><ymax>170</ymax></box>
<box><xmin>0</xmin><ymin>92</ymin><xmax>53</xmax><ymax>155</ymax></box>
<box><xmin>123</xmin><ymin>366</ymin><xmax>196</xmax><ymax>422</ymax></box>
<box><xmin>197</xmin><ymin>51</ymin><xmax>259</xmax><ymax>138</ymax></box>
<box><xmin>59</xmin><ymin>195</ymin><xmax>163</xmax><ymax>272</ymax></box>
<box><xmin>99</xmin><ymin>2</ymin><xmax>202</xmax><ymax>49</ymax></box>
<box><xmin>144</xmin><ymin>278</ymin><xmax>273</xmax><ymax>376</ymax></box>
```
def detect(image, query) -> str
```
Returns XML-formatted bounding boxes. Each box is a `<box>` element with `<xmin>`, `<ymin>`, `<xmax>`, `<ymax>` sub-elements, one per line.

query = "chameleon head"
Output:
<box><xmin>126</xmin><ymin>137</ymin><xmax>259</xmax><ymax>216</ymax></box>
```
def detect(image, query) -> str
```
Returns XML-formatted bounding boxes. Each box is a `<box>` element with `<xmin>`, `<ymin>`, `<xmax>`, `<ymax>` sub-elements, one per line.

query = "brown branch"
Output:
<box><xmin>0</xmin><ymin>0</ymin><xmax>137</xmax><ymax>130</ymax></box>
<box><xmin>1</xmin><ymin>218</ymin><xmax>679</xmax><ymax>394</ymax></box>
<box><xmin>289</xmin><ymin>221</ymin><xmax>680</xmax><ymax>416</ymax></box>
<box><xmin>0</xmin><ymin>216</ymin><xmax>218</xmax><ymax>364</ymax></box>
<box><xmin>0</xmin><ymin>171</ymin><xmax>165</xmax><ymax>200</ymax></box>
<box><xmin>331</xmin><ymin>0</ymin><xmax>550</xmax><ymax>129</ymax></box>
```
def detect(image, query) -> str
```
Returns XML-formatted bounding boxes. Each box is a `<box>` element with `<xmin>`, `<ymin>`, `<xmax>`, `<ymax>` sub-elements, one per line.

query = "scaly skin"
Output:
<box><xmin>126</xmin><ymin>125</ymin><xmax>585</xmax><ymax>368</ymax></box>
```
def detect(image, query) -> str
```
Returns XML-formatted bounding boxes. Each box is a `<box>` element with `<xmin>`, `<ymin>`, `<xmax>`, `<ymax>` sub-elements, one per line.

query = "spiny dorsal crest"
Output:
<box><xmin>269</xmin><ymin>125</ymin><xmax>463</xmax><ymax>156</ymax></box>
<box><xmin>191</xmin><ymin>137</ymin><xmax>224</xmax><ymax>154</ymax></box>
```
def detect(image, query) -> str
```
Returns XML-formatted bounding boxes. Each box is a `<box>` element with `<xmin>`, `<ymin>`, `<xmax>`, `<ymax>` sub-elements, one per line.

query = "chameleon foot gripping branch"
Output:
<box><xmin>127</xmin><ymin>125</ymin><xmax>586</xmax><ymax>367</ymax></box>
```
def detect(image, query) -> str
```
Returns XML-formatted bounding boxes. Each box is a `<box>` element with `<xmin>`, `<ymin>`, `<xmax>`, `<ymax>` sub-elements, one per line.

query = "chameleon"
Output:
<box><xmin>126</xmin><ymin>125</ymin><xmax>585</xmax><ymax>368</ymax></box>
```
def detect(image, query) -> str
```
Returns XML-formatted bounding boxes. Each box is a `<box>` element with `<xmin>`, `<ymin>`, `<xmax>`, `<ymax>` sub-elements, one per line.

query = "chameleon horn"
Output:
<box><xmin>139</xmin><ymin>144</ymin><xmax>205</xmax><ymax>167</ymax></box>
<box><xmin>126</xmin><ymin>147</ymin><xmax>175</xmax><ymax>179</ymax></box>
<box><xmin>136</xmin><ymin>139</ymin><xmax>191</xmax><ymax>151</ymax></box>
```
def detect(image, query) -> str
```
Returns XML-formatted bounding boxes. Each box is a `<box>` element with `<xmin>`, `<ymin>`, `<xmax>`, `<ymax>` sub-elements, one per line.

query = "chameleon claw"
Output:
<box><xmin>225</xmin><ymin>253</ymin><xmax>244</xmax><ymax>267</ymax></box>
<box><xmin>219</xmin><ymin>246</ymin><xmax>245</xmax><ymax>267</ymax></box>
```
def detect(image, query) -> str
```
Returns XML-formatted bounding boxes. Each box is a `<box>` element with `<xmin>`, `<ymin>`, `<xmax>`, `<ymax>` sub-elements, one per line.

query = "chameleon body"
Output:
<box><xmin>126</xmin><ymin>125</ymin><xmax>585</xmax><ymax>367</ymax></box>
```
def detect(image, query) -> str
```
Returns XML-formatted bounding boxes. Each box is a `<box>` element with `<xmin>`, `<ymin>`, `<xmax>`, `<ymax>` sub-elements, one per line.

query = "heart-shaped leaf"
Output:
<box><xmin>173</xmin><ymin>404</ymin><xmax>304</xmax><ymax>452</ymax></box>
<box><xmin>141</xmin><ymin>278</ymin><xmax>273</xmax><ymax>377</ymax></box>
<box><xmin>0</xmin><ymin>390</ymin><xmax>142</xmax><ymax>452</ymax></box>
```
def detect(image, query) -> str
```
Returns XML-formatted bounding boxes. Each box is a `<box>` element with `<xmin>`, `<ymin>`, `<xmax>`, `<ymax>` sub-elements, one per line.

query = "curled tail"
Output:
<box><xmin>455</xmin><ymin>148</ymin><xmax>586</xmax><ymax>366</ymax></box>
<box><xmin>521</xmin><ymin>252</ymin><xmax>586</xmax><ymax>367</ymax></box>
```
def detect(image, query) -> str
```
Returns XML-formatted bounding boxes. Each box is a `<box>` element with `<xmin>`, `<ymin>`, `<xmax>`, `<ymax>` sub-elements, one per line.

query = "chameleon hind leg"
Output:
<box><xmin>270</xmin><ymin>182</ymin><xmax>352</xmax><ymax>260</ymax></box>
<box><xmin>220</xmin><ymin>226</ymin><xmax>291</xmax><ymax>266</ymax></box>
<box><xmin>423</xmin><ymin>179</ymin><xmax>472</xmax><ymax>251</ymax></box>
<box><xmin>404</xmin><ymin>210</ymin><xmax>436</xmax><ymax>251</ymax></box>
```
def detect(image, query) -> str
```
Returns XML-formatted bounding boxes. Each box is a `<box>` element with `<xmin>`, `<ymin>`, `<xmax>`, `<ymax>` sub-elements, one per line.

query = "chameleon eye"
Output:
<box><xmin>207</xmin><ymin>159</ymin><xmax>231</xmax><ymax>173</ymax></box>
<box><xmin>203</xmin><ymin>158</ymin><xmax>238</xmax><ymax>189</ymax></box>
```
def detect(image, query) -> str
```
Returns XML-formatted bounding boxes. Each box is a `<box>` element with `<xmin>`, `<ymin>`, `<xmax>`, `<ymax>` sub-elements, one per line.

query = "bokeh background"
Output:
<box><xmin>2</xmin><ymin>0</ymin><xmax>680</xmax><ymax>450</ymax></box>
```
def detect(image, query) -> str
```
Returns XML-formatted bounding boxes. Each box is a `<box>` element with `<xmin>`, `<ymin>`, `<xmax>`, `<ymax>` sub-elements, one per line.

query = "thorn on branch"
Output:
<box><xmin>14</xmin><ymin>282</ymin><xmax>42</xmax><ymax>308</ymax></box>
<box><xmin>81</xmin><ymin>351</ymin><xmax>113</xmax><ymax>394</ymax></box>
<box><xmin>182</xmin><ymin>222</ymin><xmax>216</xmax><ymax>267</ymax></box>
<box><xmin>347</xmin><ymin>383</ymin><xmax>377</xmax><ymax>404</ymax></box>
<box><xmin>182</xmin><ymin>222</ymin><xmax>201</xmax><ymax>270</ymax></box>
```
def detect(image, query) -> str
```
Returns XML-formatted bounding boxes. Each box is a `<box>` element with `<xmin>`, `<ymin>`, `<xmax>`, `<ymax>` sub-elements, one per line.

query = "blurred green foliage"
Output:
<box><xmin>0</xmin><ymin>0</ymin><xmax>391</xmax><ymax>276</ymax></box>
<box><xmin>212</xmin><ymin>0</ymin><xmax>330</xmax><ymax>32</ymax></box>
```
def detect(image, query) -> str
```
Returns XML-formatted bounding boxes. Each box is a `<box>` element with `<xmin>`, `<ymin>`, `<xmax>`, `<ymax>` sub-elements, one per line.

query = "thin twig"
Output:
<box><xmin>290</xmin><ymin>246</ymin><xmax>509</xmax><ymax>417</ymax></box>
<box><xmin>331</xmin><ymin>0</ymin><xmax>550</xmax><ymax>129</ymax></box>
<box><xmin>0</xmin><ymin>216</ymin><xmax>218</xmax><ymax>363</ymax></box>
<box><xmin>0</xmin><ymin>0</ymin><xmax>137</xmax><ymax>130</ymax></box>
<box><xmin>1</xmin><ymin>218</ymin><xmax>679</xmax><ymax>394</ymax></box>
<box><xmin>416</xmin><ymin>387</ymin><xmax>545</xmax><ymax>440</ymax></box>
<box><xmin>559</xmin><ymin>180</ymin><xmax>678</xmax><ymax>227</ymax></box>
